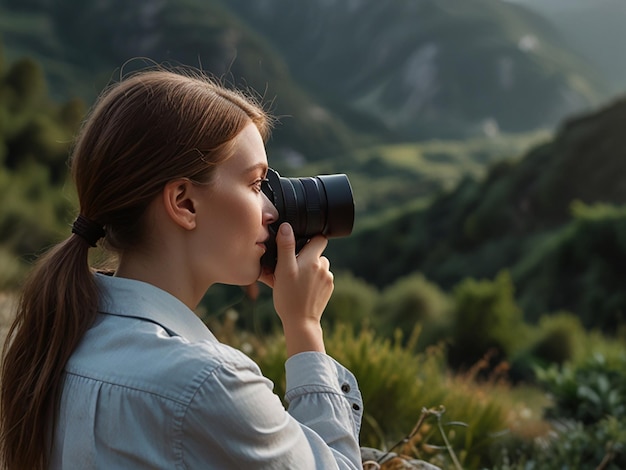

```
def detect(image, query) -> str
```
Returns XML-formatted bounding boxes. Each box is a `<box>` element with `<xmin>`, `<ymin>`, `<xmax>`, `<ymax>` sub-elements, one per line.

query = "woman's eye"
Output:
<box><xmin>253</xmin><ymin>179</ymin><xmax>265</xmax><ymax>192</ymax></box>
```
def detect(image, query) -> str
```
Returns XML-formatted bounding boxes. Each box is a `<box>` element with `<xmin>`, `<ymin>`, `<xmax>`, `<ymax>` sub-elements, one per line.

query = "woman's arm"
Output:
<box><xmin>181</xmin><ymin>347</ymin><xmax>362</xmax><ymax>469</ymax></box>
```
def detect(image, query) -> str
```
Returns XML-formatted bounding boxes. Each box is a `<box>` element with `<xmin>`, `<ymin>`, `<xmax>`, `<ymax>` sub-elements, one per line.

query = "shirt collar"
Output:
<box><xmin>95</xmin><ymin>272</ymin><xmax>217</xmax><ymax>344</ymax></box>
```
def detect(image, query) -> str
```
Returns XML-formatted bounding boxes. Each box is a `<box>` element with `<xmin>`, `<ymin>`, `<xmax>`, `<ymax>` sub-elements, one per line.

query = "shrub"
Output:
<box><xmin>496</xmin><ymin>416</ymin><xmax>626</xmax><ymax>470</ymax></box>
<box><xmin>253</xmin><ymin>325</ymin><xmax>542</xmax><ymax>469</ymax></box>
<box><xmin>530</xmin><ymin>312</ymin><xmax>585</xmax><ymax>365</ymax></box>
<box><xmin>536</xmin><ymin>353</ymin><xmax>626</xmax><ymax>425</ymax></box>
<box><xmin>448</xmin><ymin>271</ymin><xmax>525</xmax><ymax>371</ymax></box>
<box><xmin>375</xmin><ymin>273</ymin><xmax>451</xmax><ymax>350</ymax></box>
<box><xmin>323</xmin><ymin>272</ymin><xmax>378</xmax><ymax>330</ymax></box>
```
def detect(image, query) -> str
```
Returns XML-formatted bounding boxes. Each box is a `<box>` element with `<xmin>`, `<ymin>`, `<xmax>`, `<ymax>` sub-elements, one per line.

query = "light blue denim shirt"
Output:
<box><xmin>50</xmin><ymin>273</ymin><xmax>363</xmax><ymax>469</ymax></box>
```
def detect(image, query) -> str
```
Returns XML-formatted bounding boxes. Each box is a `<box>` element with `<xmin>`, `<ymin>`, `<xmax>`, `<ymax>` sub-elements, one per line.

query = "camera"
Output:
<box><xmin>260</xmin><ymin>168</ymin><xmax>355</xmax><ymax>270</ymax></box>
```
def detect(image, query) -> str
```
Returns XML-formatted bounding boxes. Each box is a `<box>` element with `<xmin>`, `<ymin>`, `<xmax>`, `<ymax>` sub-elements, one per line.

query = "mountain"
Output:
<box><xmin>225</xmin><ymin>0</ymin><xmax>610</xmax><ymax>140</ymax></box>
<box><xmin>328</xmin><ymin>95</ymin><xmax>626</xmax><ymax>330</ymax></box>
<box><xmin>0</xmin><ymin>0</ymin><xmax>613</xmax><ymax>157</ymax></box>
<box><xmin>506</xmin><ymin>0</ymin><xmax>626</xmax><ymax>95</ymax></box>
<box><xmin>0</xmin><ymin>0</ymin><xmax>358</xmax><ymax>162</ymax></box>
<box><xmin>1</xmin><ymin>0</ymin><xmax>625</xmax><ymax>327</ymax></box>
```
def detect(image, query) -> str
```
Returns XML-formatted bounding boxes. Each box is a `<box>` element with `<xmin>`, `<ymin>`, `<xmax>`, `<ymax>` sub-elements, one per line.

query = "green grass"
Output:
<box><xmin>292</xmin><ymin>130</ymin><xmax>550</xmax><ymax>234</ymax></box>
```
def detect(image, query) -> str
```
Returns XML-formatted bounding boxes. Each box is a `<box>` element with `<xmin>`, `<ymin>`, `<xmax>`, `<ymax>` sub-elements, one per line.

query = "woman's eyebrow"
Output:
<box><xmin>244</xmin><ymin>162</ymin><xmax>269</xmax><ymax>175</ymax></box>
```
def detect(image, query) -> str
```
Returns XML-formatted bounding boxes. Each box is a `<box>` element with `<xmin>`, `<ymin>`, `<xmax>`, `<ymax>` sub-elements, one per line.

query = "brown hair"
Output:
<box><xmin>0</xmin><ymin>68</ymin><xmax>272</xmax><ymax>470</ymax></box>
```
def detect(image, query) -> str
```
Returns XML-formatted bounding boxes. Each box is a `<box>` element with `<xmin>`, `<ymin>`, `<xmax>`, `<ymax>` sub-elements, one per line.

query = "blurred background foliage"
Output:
<box><xmin>0</xmin><ymin>52</ymin><xmax>81</xmax><ymax>286</ymax></box>
<box><xmin>1</xmin><ymin>0</ymin><xmax>626</xmax><ymax>468</ymax></box>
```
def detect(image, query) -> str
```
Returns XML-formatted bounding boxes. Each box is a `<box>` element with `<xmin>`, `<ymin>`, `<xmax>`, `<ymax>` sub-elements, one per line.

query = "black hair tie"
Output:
<box><xmin>72</xmin><ymin>214</ymin><xmax>105</xmax><ymax>247</ymax></box>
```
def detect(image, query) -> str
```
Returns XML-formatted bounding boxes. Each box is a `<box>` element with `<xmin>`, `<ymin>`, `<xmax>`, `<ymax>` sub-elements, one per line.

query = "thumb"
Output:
<box><xmin>275</xmin><ymin>222</ymin><xmax>297</xmax><ymax>274</ymax></box>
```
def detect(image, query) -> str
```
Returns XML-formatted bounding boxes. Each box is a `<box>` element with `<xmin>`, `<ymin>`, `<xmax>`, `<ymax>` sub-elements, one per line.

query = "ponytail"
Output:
<box><xmin>0</xmin><ymin>67</ymin><xmax>272</xmax><ymax>470</ymax></box>
<box><xmin>1</xmin><ymin>234</ymin><xmax>100</xmax><ymax>470</ymax></box>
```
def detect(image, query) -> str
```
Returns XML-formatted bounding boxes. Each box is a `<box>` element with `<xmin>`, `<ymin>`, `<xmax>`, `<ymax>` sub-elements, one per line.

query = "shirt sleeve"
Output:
<box><xmin>285</xmin><ymin>352</ymin><xmax>363</xmax><ymax>461</ymax></box>
<box><xmin>179</xmin><ymin>348</ymin><xmax>363</xmax><ymax>469</ymax></box>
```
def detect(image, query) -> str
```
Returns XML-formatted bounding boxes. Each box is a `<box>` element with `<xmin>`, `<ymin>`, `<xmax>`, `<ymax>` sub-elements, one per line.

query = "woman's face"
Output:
<box><xmin>190</xmin><ymin>122</ymin><xmax>278</xmax><ymax>287</ymax></box>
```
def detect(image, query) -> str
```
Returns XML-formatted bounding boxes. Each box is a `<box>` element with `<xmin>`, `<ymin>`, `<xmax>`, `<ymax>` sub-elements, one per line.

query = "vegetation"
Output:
<box><xmin>0</xmin><ymin>0</ymin><xmax>359</xmax><ymax>163</ymax></box>
<box><xmin>200</xmin><ymin>265</ymin><xmax>625</xmax><ymax>468</ymax></box>
<box><xmin>0</xmin><ymin>49</ymin><xmax>82</xmax><ymax>287</ymax></box>
<box><xmin>206</xmin><ymin>301</ymin><xmax>625</xmax><ymax>469</ymax></box>
<box><xmin>2</xmin><ymin>4</ymin><xmax>626</xmax><ymax>466</ymax></box>
<box><xmin>300</xmin><ymin>130</ymin><xmax>549</xmax><ymax>231</ymax></box>
<box><xmin>226</xmin><ymin>0</ymin><xmax>609</xmax><ymax>139</ymax></box>
<box><xmin>0</xmin><ymin>0</ymin><xmax>612</xmax><ymax>159</ymax></box>
<box><xmin>329</xmin><ymin>95</ymin><xmax>626</xmax><ymax>333</ymax></box>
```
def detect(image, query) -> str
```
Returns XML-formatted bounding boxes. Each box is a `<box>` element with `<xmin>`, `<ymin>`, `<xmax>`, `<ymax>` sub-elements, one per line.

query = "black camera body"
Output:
<box><xmin>260</xmin><ymin>168</ymin><xmax>355</xmax><ymax>270</ymax></box>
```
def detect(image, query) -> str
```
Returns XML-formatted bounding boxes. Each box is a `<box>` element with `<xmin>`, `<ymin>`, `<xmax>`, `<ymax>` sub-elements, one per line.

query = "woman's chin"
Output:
<box><xmin>240</xmin><ymin>265</ymin><xmax>263</xmax><ymax>287</ymax></box>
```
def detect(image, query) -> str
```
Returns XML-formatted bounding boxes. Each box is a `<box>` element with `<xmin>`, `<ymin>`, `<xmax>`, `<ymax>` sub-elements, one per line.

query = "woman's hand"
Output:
<box><xmin>258</xmin><ymin>223</ymin><xmax>333</xmax><ymax>356</ymax></box>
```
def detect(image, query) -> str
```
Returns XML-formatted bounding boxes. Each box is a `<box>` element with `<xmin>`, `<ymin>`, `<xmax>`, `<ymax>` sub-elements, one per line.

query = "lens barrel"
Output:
<box><xmin>260</xmin><ymin>168</ymin><xmax>354</xmax><ymax>270</ymax></box>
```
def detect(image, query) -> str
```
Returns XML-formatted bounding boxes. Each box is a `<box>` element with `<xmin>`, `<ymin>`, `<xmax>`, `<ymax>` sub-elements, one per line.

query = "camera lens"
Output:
<box><xmin>260</xmin><ymin>168</ymin><xmax>354</xmax><ymax>270</ymax></box>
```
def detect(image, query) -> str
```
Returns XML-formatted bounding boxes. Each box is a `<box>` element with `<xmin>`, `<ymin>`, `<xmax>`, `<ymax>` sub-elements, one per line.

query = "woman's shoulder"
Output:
<box><xmin>66</xmin><ymin>312</ymin><xmax>262</xmax><ymax>403</ymax></box>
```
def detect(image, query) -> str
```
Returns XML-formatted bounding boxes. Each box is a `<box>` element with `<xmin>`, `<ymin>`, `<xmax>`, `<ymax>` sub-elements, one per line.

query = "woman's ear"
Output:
<box><xmin>162</xmin><ymin>179</ymin><xmax>197</xmax><ymax>230</ymax></box>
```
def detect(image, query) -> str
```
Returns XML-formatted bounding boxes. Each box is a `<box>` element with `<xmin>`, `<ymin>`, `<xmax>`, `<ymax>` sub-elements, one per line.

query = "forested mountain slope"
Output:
<box><xmin>226</xmin><ymin>0</ymin><xmax>610</xmax><ymax>140</ymax></box>
<box><xmin>329</xmin><ymin>95</ymin><xmax>626</xmax><ymax>330</ymax></box>
<box><xmin>0</xmin><ymin>0</ymin><xmax>612</xmax><ymax>157</ymax></box>
<box><xmin>0</xmin><ymin>0</ymin><xmax>357</xmax><ymax>161</ymax></box>
<box><xmin>2</xmin><ymin>0</ymin><xmax>624</xmax><ymax>330</ymax></box>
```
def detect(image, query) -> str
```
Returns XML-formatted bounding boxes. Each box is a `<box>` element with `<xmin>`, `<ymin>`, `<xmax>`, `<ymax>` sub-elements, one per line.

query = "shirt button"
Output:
<box><xmin>341</xmin><ymin>383</ymin><xmax>350</xmax><ymax>393</ymax></box>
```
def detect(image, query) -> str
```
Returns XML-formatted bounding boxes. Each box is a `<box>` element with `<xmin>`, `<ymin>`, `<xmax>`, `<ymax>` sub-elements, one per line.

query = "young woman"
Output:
<box><xmin>0</xmin><ymin>69</ymin><xmax>362</xmax><ymax>469</ymax></box>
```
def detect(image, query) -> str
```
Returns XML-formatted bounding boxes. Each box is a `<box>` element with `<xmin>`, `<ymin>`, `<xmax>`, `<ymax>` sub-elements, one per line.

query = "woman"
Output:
<box><xmin>0</xmin><ymin>69</ymin><xmax>362</xmax><ymax>469</ymax></box>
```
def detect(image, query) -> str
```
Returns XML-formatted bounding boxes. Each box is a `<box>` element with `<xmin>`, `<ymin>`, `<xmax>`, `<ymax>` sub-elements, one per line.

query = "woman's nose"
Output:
<box><xmin>263</xmin><ymin>193</ymin><xmax>279</xmax><ymax>224</ymax></box>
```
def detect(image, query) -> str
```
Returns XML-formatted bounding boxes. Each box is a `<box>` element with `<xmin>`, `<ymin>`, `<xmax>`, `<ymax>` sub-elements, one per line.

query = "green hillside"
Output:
<box><xmin>329</xmin><ymin>96</ymin><xmax>626</xmax><ymax>331</ymax></box>
<box><xmin>1</xmin><ymin>4</ymin><xmax>625</xmax><ymax>466</ymax></box>
<box><xmin>227</xmin><ymin>0</ymin><xmax>610</xmax><ymax>139</ymax></box>
<box><xmin>0</xmin><ymin>0</ymin><xmax>359</xmax><ymax>162</ymax></box>
<box><xmin>0</xmin><ymin>0</ymin><xmax>612</xmax><ymax>156</ymax></box>
<box><xmin>0</xmin><ymin>44</ymin><xmax>547</xmax><ymax>290</ymax></box>
<box><xmin>1</xmin><ymin>0</ymin><xmax>624</xmax><ymax>332</ymax></box>
<box><xmin>301</xmin><ymin>130</ymin><xmax>549</xmax><ymax>230</ymax></box>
